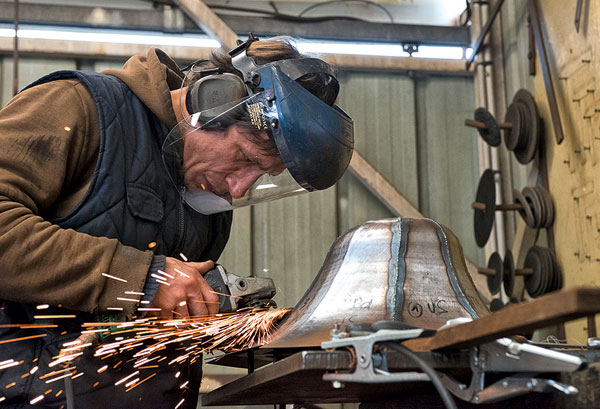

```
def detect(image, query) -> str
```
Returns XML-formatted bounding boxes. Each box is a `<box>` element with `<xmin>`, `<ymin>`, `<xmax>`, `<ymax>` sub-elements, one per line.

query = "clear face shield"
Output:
<box><xmin>163</xmin><ymin>39</ymin><xmax>354</xmax><ymax>215</ymax></box>
<box><xmin>163</xmin><ymin>91</ymin><xmax>309</xmax><ymax>215</ymax></box>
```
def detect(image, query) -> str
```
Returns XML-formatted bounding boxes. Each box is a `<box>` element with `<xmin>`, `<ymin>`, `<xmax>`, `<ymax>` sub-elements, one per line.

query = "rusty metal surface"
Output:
<box><xmin>266</xmin><ymin>218</ymin><xmax>490</xmax><ymax>348</ymax></box>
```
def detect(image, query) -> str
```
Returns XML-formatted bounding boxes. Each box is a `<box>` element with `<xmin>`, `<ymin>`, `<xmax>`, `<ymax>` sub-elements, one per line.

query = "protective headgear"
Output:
<box><xmin>162</xmin><ymin>35</ymin><xmax>354</xmax><ymax>215</ymax></box>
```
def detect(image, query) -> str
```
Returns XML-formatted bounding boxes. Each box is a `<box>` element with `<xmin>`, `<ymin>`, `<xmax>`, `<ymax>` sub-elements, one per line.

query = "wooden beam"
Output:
<box><xmin>172</xmin><ymin>0</ymin><xmax>239</xmax><ymax>50</ymax></box>
<box><xmin>348</xmin><ymin>152</ymin><xmax>422</xmax><ymax>219</ymax></box>
<box><xmin>403</xmin><ymin>288</ymin><xmax>600</xmax><ymax>351</ymax></box>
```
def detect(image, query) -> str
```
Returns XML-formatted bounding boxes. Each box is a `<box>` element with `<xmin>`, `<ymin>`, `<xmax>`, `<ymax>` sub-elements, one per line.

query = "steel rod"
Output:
<box><xmin>515</xmin><ymin>268</ymin><xmax>533</xmax><ymax>276</ymax></box>
<box><xmin>472</xmin><ymin>202</ymin><xmax>523</xmax><ymax>211</ymax></box>
<box><xmin>465</xmin><ymin>119</ymin><xmax>512</xmax><ymax>130</ymax></box>
<box><xmin>528</xmin><ymin>0</ymin><xmax>564</xmax><ymax>144</ymax></box>
<box><xmin>477</xmin><ymin>268</ymin><xmax>496</xmax><ymax>276</ymax></box>
<box><xmin>465</xmin><ymin>0</ymin><xmax>506</xmax><ymax>70</ymax></box>
<box><xmin>12</xmin><ymin>0</ymin><xmax>18</xmax><ymax>97</ymax></box>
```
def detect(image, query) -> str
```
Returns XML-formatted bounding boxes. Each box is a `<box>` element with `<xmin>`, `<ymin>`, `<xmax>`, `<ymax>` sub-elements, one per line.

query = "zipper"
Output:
<box><xmin>173</xmin><ymin>186</ymin><xmax>186</xmax><ymax>255</ymax></box>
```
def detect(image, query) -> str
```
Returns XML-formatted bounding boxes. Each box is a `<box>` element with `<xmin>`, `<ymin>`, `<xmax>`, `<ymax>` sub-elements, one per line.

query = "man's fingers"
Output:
<box><xmin>195</xmin><ymin>278</ymin><xmax>220</xmax><ymax>316</ymax></box>
<box><xmin>173</xmin><ymin>302</ymin><xmax>191</xmax><ymax>319</ymax></box>
<box><xmin>186</xmin><ymin>260</ymin><xmax>215</xmax><ymax>275</ymax></box>
<box><xmin>188</xmin><ymin>296</ymin><xmax>209</xmax><ymax>317</ymax></box>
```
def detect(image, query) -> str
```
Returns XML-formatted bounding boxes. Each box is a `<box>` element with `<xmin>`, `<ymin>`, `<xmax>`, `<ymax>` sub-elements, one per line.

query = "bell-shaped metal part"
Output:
<box><xmin>266</xmin><ymin>217</ymin><xmax>489</xmax><ymax>348</ymax></box>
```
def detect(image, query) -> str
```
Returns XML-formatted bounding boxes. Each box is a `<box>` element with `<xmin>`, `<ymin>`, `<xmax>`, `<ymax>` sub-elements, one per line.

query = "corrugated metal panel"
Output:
<box><xmin>501</xmin><ymin>0</ymin><xmax>535</xmax><ymax>196</ymax></box>
<box><xmin>251</xmin><ymin>188</ymin><xmax>338</xmax><ymax>308</ymax></box>
<box><xmin>415</xmin><ymin>75</ymin><xmax>483</xmax><ymax>266</ymax></box>
<box><xmin>336</xmin><ymin>71</ymin><xmax>419</xmax><ymax>233</ymax></box>
<box><xmin>219</xmin><ymin>190</ymin><xmax>338</xmax><ymax>309</ymax></box>
<box><xmin>1</xmin><ymin>57</ymin><xmax>76</xmax><ymax>106</ymax></box>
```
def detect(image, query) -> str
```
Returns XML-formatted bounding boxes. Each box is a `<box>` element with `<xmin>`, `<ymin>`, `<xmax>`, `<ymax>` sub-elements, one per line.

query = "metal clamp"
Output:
<box><xmin>321</xmin><ymin>329</ymin><xmax>429</xmax><ymax>385</ymax></box>
<box><xmin>439</xmin><ymin>337</ymin><xmax>582</xmax><ymax>403</ymax></box>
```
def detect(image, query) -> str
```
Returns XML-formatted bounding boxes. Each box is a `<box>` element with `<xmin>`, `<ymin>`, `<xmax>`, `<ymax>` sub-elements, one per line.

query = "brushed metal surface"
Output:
<box><xmin>266</xmin><ymin>218</ymin><xmax>489</xmax><ymax>348</ymax></box>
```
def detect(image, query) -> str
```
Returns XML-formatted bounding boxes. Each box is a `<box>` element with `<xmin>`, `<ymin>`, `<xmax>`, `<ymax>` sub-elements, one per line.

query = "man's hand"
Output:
<box><xmin>149</xmin><ymin>258</ymin><xmax>219</xmax><ymax>319</ymax></box>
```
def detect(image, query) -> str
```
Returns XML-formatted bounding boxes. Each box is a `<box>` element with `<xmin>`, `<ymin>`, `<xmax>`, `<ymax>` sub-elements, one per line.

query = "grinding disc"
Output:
<box><xmin>513</xmin><ymin>188</ymin><xmax>535</xmax><ymax>227</ymax></box>
<box><xmin>523</xmin><ymin>186</ymin><xmax>543</xmax><ymax>228</ymax></box>
<box><xmin>555</xmin><ymin>256</ymin><xmax>563</xmax><ymax>291</ymax></box>
<box><xmin>536</xmin><ymin>246</ymin><xmax>552</xmax><ymax>296</ymax></box>
<box><xmin>515</xmin><ymin>102</ymin><xmax>530</xmax><ymax>151</ymax></box>
<box><xmin>504</xmin><ymin>103</ymin><xmax>522</xmax><ymax>151</ymax></box>
<box><xmin>547</xmin><ymin>248</ymin><xmax>559</xmax><ymax>292</ymax></box>
<box><xmin>524</xmin><ymin>247</ymin><xmax>543</xmax><ymax>297</ymax></box>
<box><xmin>474</xmin><ymin>107</ymin><xmax>502</xmax><ymax>147</ymax></box>
<box><xmin>536</xmin><ymin>186</ymin><xmax>555</xmax><ymax>227</ymax></box>
<box><xmin>490</xmin><ymin>298</ymin><xmax>505</xmax><ymax>312</ymax></box>
<box><xmin>535</xmin><ymin>186</ymin><xmax>547</xmax><ymax>228</ymax></box>
<box><xmin>513</xmin><ymin>89</ymin><xmax>541</xmax><ymax>164</ymax></box>
<box><xmin>503</xmin><ymin>250</ymin><xmax>516</xmax><ymax>297</ymax></box>
<box><xmin>474</xmin><ymin>169</ymin><xmax>497</xmax><ymax>247</ymax></box>
<box><xmin>487</xmin><ymin>251</ymin><xmax>503</xmax><ymax>295</ymax></box>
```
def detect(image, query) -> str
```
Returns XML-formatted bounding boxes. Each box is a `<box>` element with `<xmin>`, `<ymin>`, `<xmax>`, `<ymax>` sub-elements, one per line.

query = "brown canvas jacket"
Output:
<box><xmin>0</xmin><ymin>48</ymin><xmax>184</xmax><ymax>318</ymax></box>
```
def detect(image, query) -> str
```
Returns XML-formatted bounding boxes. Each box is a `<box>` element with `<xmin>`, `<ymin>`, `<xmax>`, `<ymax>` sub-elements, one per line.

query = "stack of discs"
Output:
<box><xmin>523</xmin><ymin>246</ymin><xmax>563</xmax><ymax>298</ymax></box>
<box><xmin>513</xmin><ymin>185</ymin><xmax>554</xmax><ymax>228</ymax></box>
<box><xmin>503</xmin><ymin>89</ymin><xmax>541</xmax><ymax>164</ymax></box>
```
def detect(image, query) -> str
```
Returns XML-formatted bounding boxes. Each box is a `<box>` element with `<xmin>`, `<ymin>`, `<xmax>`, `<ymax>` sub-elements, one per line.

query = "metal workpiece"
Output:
<box><xmin>266</xmin><ymin>218</ymin><xmax>489</xmax><ymax>348</ymax></box>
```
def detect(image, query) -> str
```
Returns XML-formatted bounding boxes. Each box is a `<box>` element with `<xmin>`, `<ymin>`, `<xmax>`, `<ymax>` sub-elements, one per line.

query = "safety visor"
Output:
<box><xmin>164</xmin><ymin>60</ymin><xmax>354</xmax><ymax>215</ymax></box>
<box><xmin>162</xmin><ymin>92</ymin><xmax>309</xmax><ymax>215</ymax></box>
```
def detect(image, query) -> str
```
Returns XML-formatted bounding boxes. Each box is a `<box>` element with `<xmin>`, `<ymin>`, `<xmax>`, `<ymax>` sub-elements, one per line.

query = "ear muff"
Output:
<box><xmin>185</xmin><ymin>73</ymin><xmax>248</xmax><ymax>115</ymax></box>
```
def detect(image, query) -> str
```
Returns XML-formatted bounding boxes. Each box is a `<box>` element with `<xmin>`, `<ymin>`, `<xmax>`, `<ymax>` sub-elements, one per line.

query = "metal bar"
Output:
<box><xmin>0</xmin><ymin>38</ymin><xmax>472</xmax><ymax>73</ymax></box>
<box><xmin>219</xmin><ymin>15</ymin><xmax>472</xmax><ymax>47</ymax></box>
<box><xmin>0</xmin><ymin>2</ymin><xmax>472</xmax><ymax>47</ymax></box>
<box><xmin>528</xmin><ymin>0</ymin><xmax>565</xmax><ymax>144</ymax></box>
<box><xmin>465</xmin><ymin>0</ymin><xmax>506</xmax><ymax>70</ymax></box>
<box><xmin>403</xmin><ymin>288</ymin><xmax>600</xmax><ymax>351</ymax></box>
<box><xmin>574</xmin><ymin>0</ymin><xmax>584</xmax><ymax>32</ymax></box>
<box><xmin>12</xmin><ymin>0</ymin><xmax>18</xmax><ymax>97</ymax></box>
<box><xmin>478</xmin><ymin>268</ymin><xmax>496</xmax><ymax>276</ymax></box>
<box><xmin>528</xmin><ymin>13</ymin><xmax>536</xmax><ymax>76</ymax></box>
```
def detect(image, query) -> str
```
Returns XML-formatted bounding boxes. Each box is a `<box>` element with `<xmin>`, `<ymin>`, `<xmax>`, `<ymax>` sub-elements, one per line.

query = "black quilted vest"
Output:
<box><xmin>0</xmin><ymin>71</ymin><xmax>232</xmax><ymax>408</ymax></box>
<box><xmin>31</xmin><ymin>70</ymin><xmax>232</xmax><ymax>259</ymax></box>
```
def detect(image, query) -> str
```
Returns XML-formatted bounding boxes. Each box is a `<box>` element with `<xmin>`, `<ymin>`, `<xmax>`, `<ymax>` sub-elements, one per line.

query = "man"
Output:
<box><xmin>0</xmin><ymin>36</ymin><xmax>353</xmax><ymax>408</ymax></box>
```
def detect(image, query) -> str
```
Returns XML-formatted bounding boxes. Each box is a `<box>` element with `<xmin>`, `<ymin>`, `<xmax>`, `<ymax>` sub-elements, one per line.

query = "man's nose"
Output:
<box><xmin>226</xmin><ymin>170</ymin><xmax>263</xmax><ymax>199</ymax></box>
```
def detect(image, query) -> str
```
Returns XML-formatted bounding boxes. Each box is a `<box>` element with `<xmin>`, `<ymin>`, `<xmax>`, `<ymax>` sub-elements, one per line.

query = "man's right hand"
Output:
<box><xmin>149</xmin><ymin>257</ymin><xmax>220</xmax><ymax>319</ymax></box>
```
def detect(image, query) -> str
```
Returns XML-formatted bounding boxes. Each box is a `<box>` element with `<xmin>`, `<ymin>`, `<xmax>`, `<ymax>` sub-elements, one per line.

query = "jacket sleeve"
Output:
<box><xmin>0</xmin><ymin>79</ymin><xmax>153</xmax><ymax>318</ymax></box>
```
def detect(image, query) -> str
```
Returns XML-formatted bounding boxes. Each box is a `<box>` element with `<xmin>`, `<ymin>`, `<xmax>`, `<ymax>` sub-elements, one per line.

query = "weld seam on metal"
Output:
<box><xmin>390</xmin><ymin>218</ymin><xmax>409</xmax><ymax>321</ymax></box>
<box><xmin>433</xmin><ymin>220</ymin><xmax>478</xmax><ymax>319</ymax></box>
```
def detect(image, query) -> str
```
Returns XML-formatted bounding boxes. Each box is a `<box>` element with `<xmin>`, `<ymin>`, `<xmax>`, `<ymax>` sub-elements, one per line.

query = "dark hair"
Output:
<box><xmin>191</xmin><ymin>37</ymin><xmax>339</xmax><ymax>156</ymax></box>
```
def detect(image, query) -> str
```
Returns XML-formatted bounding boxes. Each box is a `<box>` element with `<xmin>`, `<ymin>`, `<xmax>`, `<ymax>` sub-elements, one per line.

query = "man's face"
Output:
<box><xmin>182</xmin><ymin>125</ymin><xmax>286</xmax><ymax>200</ymax></box>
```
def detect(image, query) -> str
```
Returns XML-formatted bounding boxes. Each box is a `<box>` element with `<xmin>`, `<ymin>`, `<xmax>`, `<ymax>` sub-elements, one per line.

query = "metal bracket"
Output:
<box><xmin>439</xmin><ymin>337</ymin><xmax>582</xmax><ymax>403</ymax></box>
<box><xmin>321</xmin><ymin>329</ymin><xmax>429</xmax><ymax>385</ymax></box>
